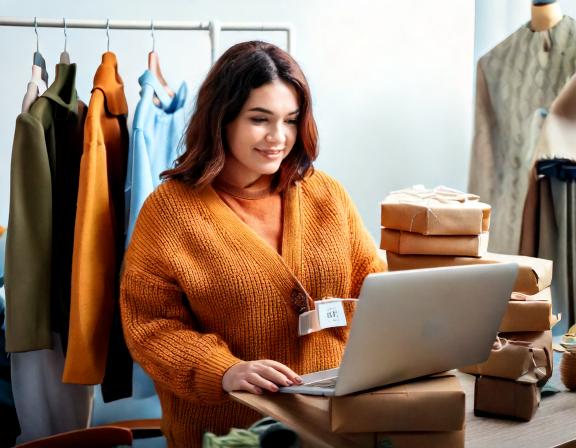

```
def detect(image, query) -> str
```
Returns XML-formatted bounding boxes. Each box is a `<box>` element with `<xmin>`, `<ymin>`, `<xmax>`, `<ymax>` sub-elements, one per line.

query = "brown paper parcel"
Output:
<box><xmin>329</xmin><ymin>374</ymin><xmax>465</xmax><ymax>433</ymax></box>
<box><xmin>230</xmin><ymin>391</ymin><xmax>372</xmax><ymax>448</ymax></box>
<box><xmin>376</xmin><ymin>430</ymin><xmax>464</xmax><ymax>448</ymax></box>
<box><xmin>459</xmin><ymin>332</ymin><xmax>552</xmax><ymax>384</ymax></box>
<box><xmin>231</xmin><ymin>374</ymin><xmax>464</xmax><ymax>444</ymax></box>
<box><xmin>380</xmin><ymin>228</ymin><xmax>489</xmax><ymax>257</ymax></box>
<box><xmin>499</xmin><ymin>288</ymin><xmax>559</xmax><ymax>332</ymax></box>
<box><xmin>385</xmin><ymin>251</ymin><xmax>552</xmax><ymax>294</ymax></box>
<box><xmin>380</xmin><ymin>187</ymin><xmax>491</xmax><ymax>235</ymax></box>
<box><xmin>474</xmin><ymin>376</ymin><xmax>540</xmax><ymax>421</ymax></box>
<box><xmin>230</xmin><ymin>390</ymin><xmax>464</xmax><ymax>448</ymax></box>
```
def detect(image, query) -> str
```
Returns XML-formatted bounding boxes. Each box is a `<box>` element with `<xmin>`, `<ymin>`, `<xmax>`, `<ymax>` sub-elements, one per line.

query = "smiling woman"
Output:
<box><xmin>221</xmin><ymin>80</ymin><xmax>299</xmax><ymax>187</ymax></box>
<box><xmin>119</xmin><ymin>40</ymin><xmax>386</xmax><ymax>447</ymax></box>
<box><xmin>161</xmin><ymin>41</ymin><xmax>318</xmax><ymax>191</ymax></box>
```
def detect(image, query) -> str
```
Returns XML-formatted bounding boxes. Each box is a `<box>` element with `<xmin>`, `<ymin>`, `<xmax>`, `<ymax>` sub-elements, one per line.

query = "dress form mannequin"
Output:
<box><xmin>531</xmin><ymin>0</ymin><xmax>563</xmax><ymax>32</ymax></box>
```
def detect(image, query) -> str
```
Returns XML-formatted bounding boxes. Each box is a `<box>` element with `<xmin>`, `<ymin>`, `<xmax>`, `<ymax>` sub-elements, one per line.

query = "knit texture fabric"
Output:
<box><xmin>214</xmin><ymin>189</ymin><xmax>283</xmax><ymax>254</ymax></box>
<box><xmin>120</xmin><ymin>170</ymin><xmax>385</xmax><ymax>447</ymax></box>
<box><xmin>469</xmin><ymin>15</ymin><xmax>576</xmax><ymax>255</ymax></box>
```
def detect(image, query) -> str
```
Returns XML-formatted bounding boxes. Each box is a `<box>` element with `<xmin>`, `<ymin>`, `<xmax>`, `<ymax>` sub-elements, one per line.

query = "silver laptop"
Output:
<box><xmin>280</xmin><ymin>262</ymin><xmax>518</xmax><ymax>396</ymax></box>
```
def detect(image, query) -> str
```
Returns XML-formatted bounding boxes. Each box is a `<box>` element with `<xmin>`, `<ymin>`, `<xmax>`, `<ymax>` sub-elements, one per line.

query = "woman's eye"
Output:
<box><xmin>286</xmin><ymin>119</ymin><xmax>298</xmax><ymax>125</ymax></box>
<box><xmin>250</xmin><ymin>117</ymin><xmax>267</xmax><ymax>123</ymax></box>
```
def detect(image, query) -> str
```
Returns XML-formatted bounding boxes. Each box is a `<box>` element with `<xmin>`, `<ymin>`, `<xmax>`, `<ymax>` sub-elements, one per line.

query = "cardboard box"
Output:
<box><xmin>380</xmin><ymin>228</ymin><xmax>489</xmax><ymax>257</ymax></box>
<box><xmin>459</xmin><ymin>331</ymin><xmax>552</xmax><ymax>385</ymax></box>
<box><xmin>385</xmin><ymin>251</ymin><xmax>553</xmax><ymax>295</ymax></box>
<box><xmin>230</xmin><ymin>374</ymin><xmax>465</xmax><ymax>448</ymax></box>
<box><xmin>474</xmin><ymin>376</ymin><xmax>540</xmax><ymax>421</ymax></box>
<box><xmin>330</xmin><ymin>374</ymin><xmax>465</xmax><ymax>433</ymax></box>
<box><xmin>231</xmin><ymin>391</ymin><xmax>376</xmax><ymax>448</ymax></box>
<box><xmin>499</xmin><ymin>289</ymin><xmax>559</xmax><ymax>332</ymax></box>
<box><xmin>376</xmin><ymin>430</ymin><xmax>464</xmax><ymax>448</ymax></box>
<box><xmin>499</xmin><ymin>331</ymin><xmax>553</xmax><ymax>386</ymax></box>
<box><xmin>380</xmin><ymin>187</ymin><xmax>490</xmax><ymax>235</ymax></box>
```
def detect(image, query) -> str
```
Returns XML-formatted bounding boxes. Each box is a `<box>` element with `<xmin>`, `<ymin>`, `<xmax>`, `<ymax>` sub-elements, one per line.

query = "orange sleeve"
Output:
<box><xmin>120</xmin><ymin>269</ymin><xmax>242</xmax><ymax>404</ymax></box>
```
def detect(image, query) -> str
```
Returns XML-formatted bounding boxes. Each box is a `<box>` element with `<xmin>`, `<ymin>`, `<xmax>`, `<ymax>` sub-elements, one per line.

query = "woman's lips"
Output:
<box><xmin>256</xmin><ymin>148</ymin><xmax>284</xmax><ymax>157</ymax></box>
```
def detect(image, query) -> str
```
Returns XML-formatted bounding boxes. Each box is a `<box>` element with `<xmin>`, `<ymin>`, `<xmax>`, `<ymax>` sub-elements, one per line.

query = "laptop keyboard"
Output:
<box><xmin>304</xmin><ymin>377</ymin><xmax>338</xmax><ymax>388</ymax></box>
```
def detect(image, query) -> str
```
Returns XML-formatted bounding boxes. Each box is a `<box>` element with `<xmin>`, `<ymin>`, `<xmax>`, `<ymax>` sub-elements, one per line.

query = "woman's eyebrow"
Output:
<box><xmin>247</xmin><ymin>107</ymin><xmax>300</xmax><ymax>115</ymax></box>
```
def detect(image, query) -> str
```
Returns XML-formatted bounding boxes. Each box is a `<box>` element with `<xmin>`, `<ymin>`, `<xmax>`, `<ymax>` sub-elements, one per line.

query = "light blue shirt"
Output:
<box><xmin>125</xmin><ymin>70</ymin><xmax>188</xmax><ymax>243</ymax></box>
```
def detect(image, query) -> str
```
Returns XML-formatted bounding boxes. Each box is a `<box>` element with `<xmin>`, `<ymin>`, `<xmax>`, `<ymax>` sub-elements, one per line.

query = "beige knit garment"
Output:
<box><xmin>469</xmin><ymin>15</ymin><xmax>576</xmax><ymax>255</ymax></box>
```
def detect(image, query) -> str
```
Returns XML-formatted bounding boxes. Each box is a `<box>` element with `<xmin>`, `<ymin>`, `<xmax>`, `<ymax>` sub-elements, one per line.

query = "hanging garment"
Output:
<box><xmin>0</xmin><ymin>227</ymin><xmax>5</xmax><ymax>286</ymax></box>
<box><xmin>125</xmin><ymin>70</ymin><xmax>188</xmax><ymax>243</ymax></box>
<box><xmin>469</xmin><ymin>15</ymin><xmax>576</xmax><ymax>255</ymax></box>
<box><xmin>63</xmin><ymin>53</ymin><xmax>132</xmax><ymax>400</ymax></box>
<box><xmin>0</xmin><ymin>287</ymin><xmax>20</xmax><ymax>447</ymax></box>
<box><xmin>21</xmin><ymin>66</ymin><xmax>47</xmax><ymax>113</ymax></box>
<box><xmin>124</xmin><ymin>71</ymin><xmax>187</xmax><ymax>399</ymax></box>
<box><xmin>520</xmin><ymin>74</ymin><xmax>576</xmax><ymax>333</ymax></box>
<box><xmin>12</xmin><ymin>333</ymin><xmax>94</xmax><ymax>444</ymax></box>
<box><xmin>7</xmin><ymin>63</ymin><xmax>94</xmax><ymax>442</ymax></box>
<box><xmin>5</xmin><ymin>63</ymin><xmax>86</xmax><ymax>352</ymax></box>
<box><xmin>539</xmin><ymin>164</ymin><xmax>575</xmax><ymax>334</ymax></box>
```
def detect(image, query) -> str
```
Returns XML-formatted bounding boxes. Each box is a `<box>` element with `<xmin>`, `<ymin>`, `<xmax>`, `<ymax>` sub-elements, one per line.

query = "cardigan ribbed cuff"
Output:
<box><xmin>194</xmin><ymin>350</ymin><xmax>243</xmax><ymax>404</ymax></box>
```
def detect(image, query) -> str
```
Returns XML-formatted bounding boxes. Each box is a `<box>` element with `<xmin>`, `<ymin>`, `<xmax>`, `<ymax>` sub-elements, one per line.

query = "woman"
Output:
<box><xmin>120</xmin><ymin>40</ymin><xmax>385</xmax><ymax>447</ymax></box>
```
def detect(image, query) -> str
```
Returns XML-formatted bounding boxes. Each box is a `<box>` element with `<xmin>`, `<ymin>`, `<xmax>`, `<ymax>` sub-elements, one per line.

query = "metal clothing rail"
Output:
<box><xmin>0</xmin><ymin>16</ymin><xmax>294</xmax><ymax>64</ymax></box>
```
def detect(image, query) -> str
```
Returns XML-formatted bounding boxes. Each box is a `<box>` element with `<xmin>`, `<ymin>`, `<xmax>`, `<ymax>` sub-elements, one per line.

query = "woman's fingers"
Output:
<box><xmin>222</xmin><ymin>359</ymin><xmax>304</xmax><ymax>394</ymax></box>
<box><xmin>261</xmin><ymin>360</ymin><xmax>303</xmax><ymax>384</ymax></box>
<box><xmin>239</xmin><ymin>379</ymin><xmax>263</xmax><ymax>395</ymax></box>
<box><xmin>246</xmin><ymin>371</ymin><xmax>281</xmax><ymax>392</ymax></box>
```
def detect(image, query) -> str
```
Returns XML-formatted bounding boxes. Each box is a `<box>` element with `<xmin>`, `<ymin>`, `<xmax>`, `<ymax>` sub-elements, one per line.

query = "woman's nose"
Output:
<box><xmin>265</xmin><ymin>124</ymin><xmax>286</xmax><ymax>145</ymax></box>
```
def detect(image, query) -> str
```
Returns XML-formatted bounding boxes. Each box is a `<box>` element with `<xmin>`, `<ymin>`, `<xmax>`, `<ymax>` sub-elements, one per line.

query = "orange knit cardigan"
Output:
<box><xmin>120</xmin><ymin>170</ymin><xmax>385</xmax><ymax>447</ymax></box>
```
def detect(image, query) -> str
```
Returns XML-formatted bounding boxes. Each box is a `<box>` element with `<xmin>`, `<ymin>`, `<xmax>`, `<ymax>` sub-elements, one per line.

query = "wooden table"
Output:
<box><xmin>457</xmin><ymin>369</ymin><xmax>576</xmax><ymax>448</ymax></box>
<box><xmin>232</xmin><ymin>366</ymin><xmax>576</xmax><ymax>448</ymax></box>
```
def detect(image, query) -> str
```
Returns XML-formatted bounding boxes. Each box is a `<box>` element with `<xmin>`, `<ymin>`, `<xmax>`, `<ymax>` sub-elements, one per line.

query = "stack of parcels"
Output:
<box><xmin>462</xmin><ymin>331</ymin><xmax>553</xmax><ymax>421</ymax></box>
<box><xmin>381</xmin><ymin>189</ymin><xmax>557</xmax><ymax>421</ymax></box>
<box><xmin>380</xmin><ymin>186</ymin><xmax>491</xmax><ymax>257</ymax></box>
<box><xmin>231</xmin><ymin>373</ymin><xmax>466</xmax><ymax>448</ymax></box>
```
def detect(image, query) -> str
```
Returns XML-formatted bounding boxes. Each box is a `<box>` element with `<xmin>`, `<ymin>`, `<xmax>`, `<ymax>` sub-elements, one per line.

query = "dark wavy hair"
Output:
<box><xmin>161</xmin><ymin>41</ymin><xmax>319</xmax><ymax>190</ymax></box>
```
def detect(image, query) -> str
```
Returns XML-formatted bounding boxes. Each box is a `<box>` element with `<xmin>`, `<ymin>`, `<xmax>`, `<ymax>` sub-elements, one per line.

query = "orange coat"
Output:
<box><xmin>63</xmin><ymin>52</ymin><xmax>129</xmax><ymax>384</ymax></box>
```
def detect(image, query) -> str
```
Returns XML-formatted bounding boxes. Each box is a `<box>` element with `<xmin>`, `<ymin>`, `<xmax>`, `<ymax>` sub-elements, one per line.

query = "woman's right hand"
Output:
<box><xmin>222</xmin><ymin>359</ymin><xmax>303</xmax><ymax>395</ymax></box>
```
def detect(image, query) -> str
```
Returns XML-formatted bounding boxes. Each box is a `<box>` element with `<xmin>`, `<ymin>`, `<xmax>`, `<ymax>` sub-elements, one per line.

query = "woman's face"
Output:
<box><xmin>223</xmin><ymin>79</ymin><xmax>299</xmax><ymax>186</ymax></box>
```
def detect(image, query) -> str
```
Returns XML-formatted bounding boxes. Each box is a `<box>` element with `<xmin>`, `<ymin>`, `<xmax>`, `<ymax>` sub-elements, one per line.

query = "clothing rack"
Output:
<box><xmin>0</xmin><ymin>17</ymin><xmax>294</xmax><ymax>64</ymax></box>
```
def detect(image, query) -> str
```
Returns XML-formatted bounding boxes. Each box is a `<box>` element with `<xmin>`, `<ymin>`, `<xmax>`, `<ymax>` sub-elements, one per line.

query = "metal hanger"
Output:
<box><xmin>32</xmin><ymin>17</ymin><xmax>49</xmax><ymax>85</ymax></box>
<box><xmin>60</xmin><ymin>17</ymin><xmax>70</xmax><ymax>64</ymax></box>
<box><xmin>106</xmin><ymin>18</ymin><xmax>110</xmax><ymax>52</ymax></box>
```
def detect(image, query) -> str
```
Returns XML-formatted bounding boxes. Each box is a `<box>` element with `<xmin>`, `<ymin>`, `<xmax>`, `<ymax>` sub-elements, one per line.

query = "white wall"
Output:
<box><xmin>0</xmin><ymin>0</ymin><xmax>476</xmax><ymax>241</ymax></box>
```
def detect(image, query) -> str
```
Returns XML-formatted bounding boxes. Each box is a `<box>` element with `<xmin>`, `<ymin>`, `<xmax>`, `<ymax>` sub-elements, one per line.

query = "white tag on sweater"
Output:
<box><xmin>316</xmin><ymin>299</ymin><xmax>347</xmax><ymax>329</ymax></box>
<box><xmin>298</xmin><ymin>298</ymin><xmax>352</xmax><ymax>336</ymax></box>
<box><xmin>298</xmin><ymin>310</ymin><xmax>321</xmax><ymax>336</ymax></box>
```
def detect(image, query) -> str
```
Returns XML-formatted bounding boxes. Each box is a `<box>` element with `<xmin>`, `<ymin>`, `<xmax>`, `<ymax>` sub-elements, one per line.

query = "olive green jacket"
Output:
<box><xmin>5</xmin><ymin>63</ymin><xmax>86</xmax><ymax>352</ymax></box>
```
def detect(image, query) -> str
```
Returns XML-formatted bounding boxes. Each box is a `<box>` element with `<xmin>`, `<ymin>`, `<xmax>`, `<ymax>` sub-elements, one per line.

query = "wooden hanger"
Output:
<box><xmin>148</xmin><ymin>21</ymin><xmax>174</xmax><ymax>104</ymax></box>
<box><xmin>531</xmin><ymin>0</ymin><xmax>563</xmax><ymax>32</ymax></box>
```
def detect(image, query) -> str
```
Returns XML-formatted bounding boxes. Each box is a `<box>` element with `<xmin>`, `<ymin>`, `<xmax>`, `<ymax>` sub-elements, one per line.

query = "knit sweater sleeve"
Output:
<box><xmin>120</xmin><ymin>190</ymin><xmax>242</xmax><ymax>404</ymax></box>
